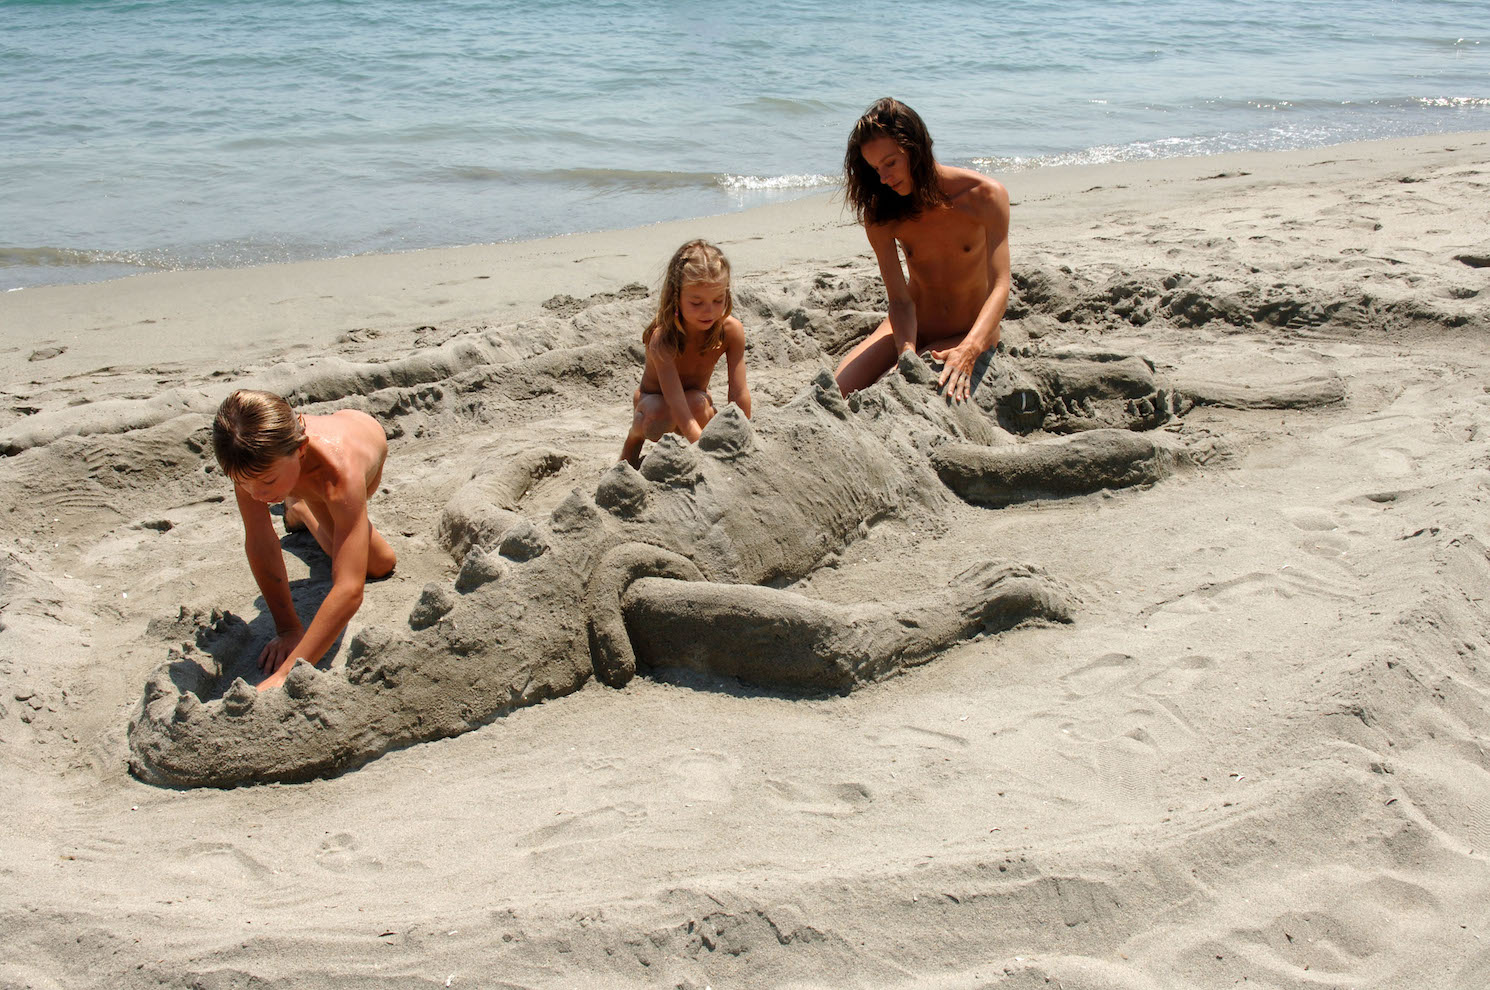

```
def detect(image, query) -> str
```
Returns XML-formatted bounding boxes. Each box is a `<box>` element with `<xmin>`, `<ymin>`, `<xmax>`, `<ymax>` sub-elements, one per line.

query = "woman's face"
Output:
<box><xmin>861</xmin><ymin>135</ymin><xmax>911</xmax><ymax>196</ymax></box>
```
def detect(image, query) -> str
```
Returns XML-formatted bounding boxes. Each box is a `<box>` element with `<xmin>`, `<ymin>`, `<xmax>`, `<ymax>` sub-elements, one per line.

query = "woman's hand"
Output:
<box><xmin>930</xmin><ymin>341</ymin><xmax>982</xmax><ymax>403</ymax></box>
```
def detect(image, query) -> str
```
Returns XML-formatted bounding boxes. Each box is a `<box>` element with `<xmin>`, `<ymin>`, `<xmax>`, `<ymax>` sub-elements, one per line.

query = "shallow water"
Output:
<box><xmin>2</xmin><ymin>0</ymin><xmax>1486</xmax><ymax>289</ymax></box>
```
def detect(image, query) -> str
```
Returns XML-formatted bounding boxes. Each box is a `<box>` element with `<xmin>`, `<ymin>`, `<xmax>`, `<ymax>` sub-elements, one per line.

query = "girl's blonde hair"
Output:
<box><xmin>643</xmin><ymin>239</ymin><xmax>733</xmax><ymax>355</ymax></box>
<box><xmin>212</xmin><ymin>389</ymin><xmax>306</xmax><ymax>479</ymax></box>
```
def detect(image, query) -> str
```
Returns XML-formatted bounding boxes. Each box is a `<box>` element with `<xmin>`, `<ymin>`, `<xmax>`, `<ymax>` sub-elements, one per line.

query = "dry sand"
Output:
<box><xmin>2</xmin><ymin>131</ymin><xmax>1489</xmax><ymax>988</ymax></box>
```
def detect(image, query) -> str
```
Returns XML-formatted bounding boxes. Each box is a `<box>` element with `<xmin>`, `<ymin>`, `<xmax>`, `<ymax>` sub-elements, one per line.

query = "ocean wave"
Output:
<box><xmin>0</xmin><ymin>246</ymin><xmax>172</xmax><ymax>271</ymax></box>
<box><xmin>738</xmin><ymin>95</ymin><xmax>839</xmax><ymax>116</ymax></box>
<box><xmin>432</xmin><ymin>166</ymin><xmax>840</xmax><ymax>194</ymax></box>
<box><xmin>971</xmin><ymin>101</ymin><xmax>1490</xmax><ymax>174</ymax></box>
<box><xmin>434</xmin><ymin>165</ymin><xmax>728</xmax><ymax>191</ymax></box>
<box><xmin>1156</xmin><ymin>95</ymin><xmax>1490</xmax><ymax>114</ymax></box>
<box><xmin>716</xmin><ymin>173</ymin><xmax>837</xmax><ymax>192</ymax></box>
<box><xmin>1415</xmin><ymin>96</ymin><xmax>1490</xmax><ymax>107</ymax></box>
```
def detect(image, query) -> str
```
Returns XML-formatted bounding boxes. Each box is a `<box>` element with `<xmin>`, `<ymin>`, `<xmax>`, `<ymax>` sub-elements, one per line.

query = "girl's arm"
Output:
<box><xmin>235</xmin><ymin>486</ymin><xmax>303</xmax><ymax>670</ymax></box>
<box><xmin>723</xmin><ymin>317</ymin><xmax>751</xmax><ymax>417</ymax></box>
<box><xmin>651</xmin><ymin>337</ymin><xmax>704</xmax><ymax>442</ymax></box>
<box><xmin>258</xmin><ymin>481</ymin><xmax>372</xmax><ymax>690</ymax></box>
<box><xmin>866</xmin><ymin>221</ymin><xmax>918</xmax><ymax>357</ymax></box>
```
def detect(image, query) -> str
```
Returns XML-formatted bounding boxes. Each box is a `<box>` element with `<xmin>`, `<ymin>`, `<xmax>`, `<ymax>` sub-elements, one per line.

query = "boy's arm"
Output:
<box><xmin>651</xmin><ymin>338</ymin><xmax>704</xmax><ymax>442</ymax></box>
<box><xmin>260</xmin><ymin>484</ymin><xmax>373</xmax><ymax>690</ymax></box>
<box><xmin>867</xmin><ymin>221</ymin><xmax>918</xmax><ymax>357</ymax></box>
<box><xmin>931</xmin><ymin>179</ymin><xmax>1011</xmax><ymax>402</ymax></box>
<box><xmin>723</xmin><ymin>317</ymin><xmax>751</xmax><ymax>418</ymax></box>
<box><xmin>235</xmin><ymin>486</ymin><xmax>303</xmax><ymax>660</ymax></box>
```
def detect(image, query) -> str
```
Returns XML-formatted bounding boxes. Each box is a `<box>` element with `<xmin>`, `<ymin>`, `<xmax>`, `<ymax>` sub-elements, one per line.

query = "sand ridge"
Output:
<box><xmin>1</xmin><ymin>132</ymin><xmax>1488</xmax><ymax>988</ymax></box>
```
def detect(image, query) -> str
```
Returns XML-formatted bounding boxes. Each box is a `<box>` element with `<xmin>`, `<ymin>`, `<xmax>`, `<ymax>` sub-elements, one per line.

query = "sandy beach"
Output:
<box><xmin>2</xmin><ymin>131</ymin><xmax>1489</xmax><ymax>989</ymax></box>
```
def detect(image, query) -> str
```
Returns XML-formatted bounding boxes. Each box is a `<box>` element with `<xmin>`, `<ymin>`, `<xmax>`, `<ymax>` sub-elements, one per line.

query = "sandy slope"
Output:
<box><xmin>1</xmin><ymin>132</ymin><xmax>1488</xmax><ymax>989</ymax></box>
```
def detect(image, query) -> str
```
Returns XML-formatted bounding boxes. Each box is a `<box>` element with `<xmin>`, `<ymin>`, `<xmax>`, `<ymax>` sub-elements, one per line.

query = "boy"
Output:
<box><xmin>212</xmin><ymin>389</ymin><xmax>396</xmax><ymax>691</ymax></box>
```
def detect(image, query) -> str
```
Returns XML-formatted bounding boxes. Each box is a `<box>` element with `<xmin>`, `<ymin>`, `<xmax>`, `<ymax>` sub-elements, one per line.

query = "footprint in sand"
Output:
<box><xmin>1057</xmin><ymin>652</ymin><xmax>1137</xmax><ymax>700</ymax></box>
<box><xmin>762</xmin><ymin>779</ymin><xmax>872</xmax><ymax>817</ymax></box>
<box><xmin>1056</xmin><ymin>699</ymin><xmax>1198</xmax><ymax>755</ymax></box>
<box><xmin>517</xmin><ymin>802</ymin><xmax>646</xmax><ymax>852</ymax></box>
<box><xmin>1136</xmin><ymin>652</ymin><xmax>1217</xmax><ymax>698</ymax></box>
<box><xmin>177</xmin><ymin>840</ymin><xmax>272</xmax><ymax>879</ymax></box>
<box><xmin>868</xmin><ymin>725</ymin><xmax>970</xmax><ymax>751</ymax></box>
<box><xmin>665</xmin><ymin>750</ymin><xmax>736</xmax><ymax>804</ymax></box>
<box><xmin>1280</xmin><ymin>506</ymin><xmax>1358</xmax><ymax>559</ymax></box>
<box><xmin>314</xmin><ymin>832</ymin><xmax>384</xmax><ymax>874</ymax></box>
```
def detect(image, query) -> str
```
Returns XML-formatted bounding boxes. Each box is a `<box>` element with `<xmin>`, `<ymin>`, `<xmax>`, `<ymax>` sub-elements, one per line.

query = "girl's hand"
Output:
<box><xmin>930</xmin><ymin>342</ymin><xmax>982</xmax><ymax>403</ymax></box>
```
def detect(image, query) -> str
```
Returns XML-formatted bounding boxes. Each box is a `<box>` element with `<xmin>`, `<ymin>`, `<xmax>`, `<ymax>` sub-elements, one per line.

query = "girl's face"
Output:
<box><xmin>679</xmin><ymin>280</ymin><xmax>728</xmax><ymax>334</ymax></box>
<box><xmin>235</xmin><ymin>452</ymin><xmax>301</xmax><ymax>504</ymax></box>
<box><xmin>861</xmin><ymin>135</ymin><xmax>911</xmax><ymax>196</ymax></box>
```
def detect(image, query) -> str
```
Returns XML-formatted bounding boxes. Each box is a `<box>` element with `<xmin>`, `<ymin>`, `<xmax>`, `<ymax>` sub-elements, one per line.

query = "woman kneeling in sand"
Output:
<box><xmin>213</xmin><ymin>390</ymin><xmax>396</xmax><ymax>691</ymax></box>
<box><xmin>835</xmin><ymin>97</ymin><xmax>1012</xmax><ymax>403</ymax></box>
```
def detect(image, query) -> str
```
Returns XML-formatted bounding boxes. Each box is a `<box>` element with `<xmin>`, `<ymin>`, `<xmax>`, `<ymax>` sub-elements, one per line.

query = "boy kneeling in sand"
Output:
<box><xmin>213</xmin><ymin>390</ymin><xmax>396</xmax><ymax>691</ymax></box>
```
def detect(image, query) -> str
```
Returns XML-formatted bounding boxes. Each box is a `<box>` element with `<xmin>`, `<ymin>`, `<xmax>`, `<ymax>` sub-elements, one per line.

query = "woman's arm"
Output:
<box><xmin>866</xmin><ymin>221</ymin><xmax>919</xmax><ymax>357</ymax></box>
<box><xmin>931</xmin><ymin>179</ymin><xmax>1011</xmax><ymax>402</ymax></box>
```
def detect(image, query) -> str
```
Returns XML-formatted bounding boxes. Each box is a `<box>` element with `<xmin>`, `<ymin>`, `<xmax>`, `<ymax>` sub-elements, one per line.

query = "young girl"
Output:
<box><xmin>212</xmin><ymin>389</ymin><xmax>396</xmax><ymax>691</ymax></box>
<box><xmin>620</xmin><ymin>239</ymin><xmax>751</xmax><ymax>467</ymax></box>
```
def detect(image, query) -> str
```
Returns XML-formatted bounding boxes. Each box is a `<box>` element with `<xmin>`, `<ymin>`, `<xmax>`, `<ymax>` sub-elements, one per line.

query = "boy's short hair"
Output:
<box><xmin>212</xmin><ymin>389</ymin><xmax>305</xmax><ymax>479</ymax></box>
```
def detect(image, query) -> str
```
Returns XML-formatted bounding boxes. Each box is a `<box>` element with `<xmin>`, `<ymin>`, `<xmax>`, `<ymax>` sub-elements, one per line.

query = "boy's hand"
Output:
<box><xmin>257</xmin><ymin>658</ymin><xmax>296</xmax><ymax>692</ymax></box>
<box><xmin>258</xmin><ymin>627</ymin><xmax>304</xmax><ymax>674</ymax></box>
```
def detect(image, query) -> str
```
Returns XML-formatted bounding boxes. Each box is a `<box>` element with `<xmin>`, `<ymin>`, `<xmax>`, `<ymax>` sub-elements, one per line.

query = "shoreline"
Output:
<box><xmin>5</xmin><ymin>130</ymin><xmax>1488</xmax><ymax>386</ymax></box>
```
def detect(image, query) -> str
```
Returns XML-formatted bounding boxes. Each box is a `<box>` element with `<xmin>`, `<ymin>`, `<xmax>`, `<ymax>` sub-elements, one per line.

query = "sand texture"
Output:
<box><xmin>2</xmin><ymin>132</ymin><xmax>1489</xmax><ymax>988</ymax></box>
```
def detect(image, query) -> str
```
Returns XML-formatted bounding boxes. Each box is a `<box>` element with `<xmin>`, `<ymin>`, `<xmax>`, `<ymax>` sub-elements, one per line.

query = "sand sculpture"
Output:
<box><xmin>124</xmin><ymin>313</ymin><xmax>1346</xmax><ymax>789</ymax></box>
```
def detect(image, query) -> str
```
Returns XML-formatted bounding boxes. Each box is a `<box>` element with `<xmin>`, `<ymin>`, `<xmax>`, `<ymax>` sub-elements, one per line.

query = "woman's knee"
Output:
<box><xmin>834</xmin><ymin>322</ymin><xmax>896</xmax><ymax>396</ymax></box>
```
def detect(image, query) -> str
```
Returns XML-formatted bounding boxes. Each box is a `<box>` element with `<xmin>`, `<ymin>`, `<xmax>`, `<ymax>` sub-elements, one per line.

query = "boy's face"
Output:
<box><xmin>861</xmin><ymin>135</ymin><xmax>911</xmax><ymax>196</ymax></box>
<box><xmin>234</xmin><ymin>453</ymin><xmax>301</xmax><ymax>504</ymax></box>
<box><xmin>680</xmin><ymin>281</ymin><xmax>728</xmax><ymax>334</ymax></box>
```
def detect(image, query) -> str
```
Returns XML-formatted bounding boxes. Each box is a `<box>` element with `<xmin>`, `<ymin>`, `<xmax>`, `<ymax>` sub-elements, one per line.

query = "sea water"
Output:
<box><xmin>1</xmin><ymin>0</ymin><xmax>1485</xmax><ymax>290</ymax></box>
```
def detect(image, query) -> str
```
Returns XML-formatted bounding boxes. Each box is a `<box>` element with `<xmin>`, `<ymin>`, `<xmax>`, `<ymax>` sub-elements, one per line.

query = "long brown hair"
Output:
<box><xmin>212</xmin><ymin>389</ymin><xmax>306</xmax><ymax>479</ymax></box>
<box><xmin>643</xmin><ymin>239</ymin><xmax>733</xmax><ymax>355</ymax></box>
<box><xmin>843</xmin><ymin>97</ymin><xmax>948</xmax><ymax>227</ymax></box>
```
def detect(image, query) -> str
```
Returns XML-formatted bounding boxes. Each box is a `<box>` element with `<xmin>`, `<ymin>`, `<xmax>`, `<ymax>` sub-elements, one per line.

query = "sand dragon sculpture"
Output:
<box><xmin>125</xmin><ymin>281</ymin><xmax>1347</xmax><ymax>788</ymax></box>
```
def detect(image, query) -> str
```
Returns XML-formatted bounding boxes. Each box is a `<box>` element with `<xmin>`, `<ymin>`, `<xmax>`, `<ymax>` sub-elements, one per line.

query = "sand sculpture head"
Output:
<box><xmin>212</xmin><ymin>389</ymin><xmax>307</xmax><ymax>489</ymax></box>
<box><xmin>843</xmin><ymin>97</ymin><xmax>948</xmax><ymax>227</ymax></box>
<box><xmin>644</xmin><ymin>239</ymin><xmax>734</xmax><ymax>356</ymax></box>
